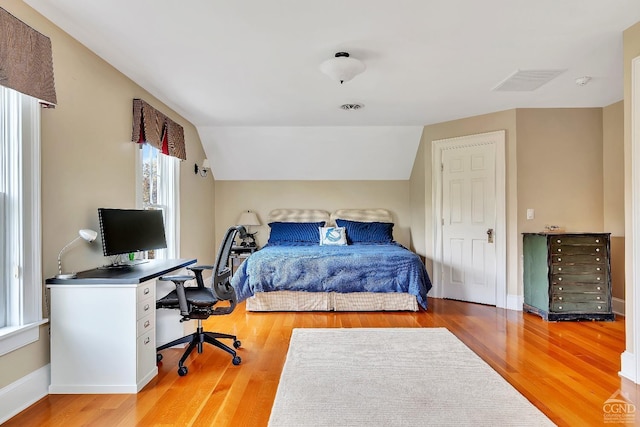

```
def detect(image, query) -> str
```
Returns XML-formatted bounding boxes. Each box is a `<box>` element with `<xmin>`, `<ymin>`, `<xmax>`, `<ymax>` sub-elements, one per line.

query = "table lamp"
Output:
<box><xmin>236</xmin><ymin>210</ymin><xmax>260</xmax><ymax>247</ymax></box>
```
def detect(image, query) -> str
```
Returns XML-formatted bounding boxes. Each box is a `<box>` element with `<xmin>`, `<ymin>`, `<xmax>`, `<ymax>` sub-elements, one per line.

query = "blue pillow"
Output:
<box><xmin>335</xmin><ymin>219</ymin><xmax>394</xmax><ymax>244</ymax></box>
<box><xmin>267</xmin><ymin>221</ymin><xmax>326</xmax><ymax>245</ymax></box>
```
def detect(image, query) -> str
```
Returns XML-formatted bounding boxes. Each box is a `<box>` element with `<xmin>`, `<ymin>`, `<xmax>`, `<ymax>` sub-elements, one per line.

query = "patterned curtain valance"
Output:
<box><xmin>132</xmin><ymin>98</ymin><xmax>186</xmax><ymax>160</ymax></box>
<box><xmin>0</xmin><ymin>7</ymin><xmax>57</xmax><ymax>106</ymax></box>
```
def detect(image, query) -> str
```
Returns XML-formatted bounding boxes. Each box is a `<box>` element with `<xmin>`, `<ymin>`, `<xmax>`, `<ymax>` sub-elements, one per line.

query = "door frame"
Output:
<box><xmin>431</xmin><ymin>130</ymin><xmax>507</xmax><ymax>308</ymax></box>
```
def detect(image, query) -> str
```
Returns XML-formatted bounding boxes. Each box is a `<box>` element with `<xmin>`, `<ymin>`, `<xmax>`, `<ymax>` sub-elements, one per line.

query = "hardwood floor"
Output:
<box><xmin>4</xmin><ymin>298</ymin><xmax>635</xmax><ymax>426</ymax></box>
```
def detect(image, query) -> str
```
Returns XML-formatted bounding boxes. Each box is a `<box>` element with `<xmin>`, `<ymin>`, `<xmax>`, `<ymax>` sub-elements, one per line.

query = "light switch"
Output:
<box><xmin>526</xmin><ymin>208</ymin><xmax>535</xmax><ymax>220</ymax></box>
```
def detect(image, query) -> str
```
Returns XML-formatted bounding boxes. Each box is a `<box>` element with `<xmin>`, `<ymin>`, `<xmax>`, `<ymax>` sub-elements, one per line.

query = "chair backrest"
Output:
<box><xmin>211</xmin><ymin>225</ymin><xmax>244</xmax><ymax>304</ymax></box>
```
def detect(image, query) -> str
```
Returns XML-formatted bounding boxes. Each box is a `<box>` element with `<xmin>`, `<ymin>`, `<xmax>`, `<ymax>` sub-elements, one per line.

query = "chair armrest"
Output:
<box><xmin>159</xmin><ymin>275</ymin><xmax>193</xmax><ymax>316</ymax></box>
<box><xmin>188</xmin><ymin>265</ymin><xmax>214</xmax><ymax>288</ymax></box>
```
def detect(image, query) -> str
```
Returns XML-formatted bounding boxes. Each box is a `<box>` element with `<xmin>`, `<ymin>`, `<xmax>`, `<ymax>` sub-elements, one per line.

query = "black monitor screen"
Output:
<box><xmin>98</xmin><ymin>208</ymin><xmax>167</xmax><ymax>257</ymax></box>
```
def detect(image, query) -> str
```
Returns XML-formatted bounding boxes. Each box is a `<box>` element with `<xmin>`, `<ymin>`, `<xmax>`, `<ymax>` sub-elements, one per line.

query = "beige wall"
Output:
<box><xmin>214</xmin><ymin>180</ymin><xmax>411</xmax><ymax>249</ymax></box>
<box><xmin>603</xmin><ymin>101</ymin><xmax>625</xmax><ymax>300</ymax></box>
<box><xmin>623</xmin><ymin>20</ymin><xmax>640</xmax><ymax>356</ymax></box>
<box><xmin>409</xmin><ymin>130</ymin><xmax>426</xmax><ymax>259</ymax></box>
<box><xmin>516</xmin><ymin>108</ymin><xmax>604</xmax><ymax>233</ymax></box>
<box><xmin>0</xmin><ymin>0</ymin><xmax>214</xmax><ymax>388</ymax></box>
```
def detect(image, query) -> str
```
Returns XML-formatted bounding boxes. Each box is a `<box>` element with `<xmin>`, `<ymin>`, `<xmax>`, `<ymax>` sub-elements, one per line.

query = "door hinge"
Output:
<box><xmin>441</xmin><ymin>163</ymin><xmax>444</xmax><ymax>172</ymax></box>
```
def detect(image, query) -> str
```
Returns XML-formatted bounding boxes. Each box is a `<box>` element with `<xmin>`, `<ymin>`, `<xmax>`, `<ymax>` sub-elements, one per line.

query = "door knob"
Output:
<box><xmin>487</xmin><ymin>228</ymin><xmax>494</xmax><ymax>243</ymax></box>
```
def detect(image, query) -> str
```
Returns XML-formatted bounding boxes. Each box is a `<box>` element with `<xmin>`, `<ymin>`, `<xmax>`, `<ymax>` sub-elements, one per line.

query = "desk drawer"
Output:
<box><xmin>137</xmin><ymin>298</ymin><xmax>153</xmax><ymax>320</ymax></box>
<box><xmin>137</xmin><ymin>282</ymin><xmax>154</xmax><ymax>303</ymax></box>
<box><xmin>137</xmin><ymin>312</ymin><xmax>155</xmax><ymax>337</ymax></box>
<box><xmin>137</xmin><ymin>329</ymin><xmax>156</xmax><ymax>383</ymax></box>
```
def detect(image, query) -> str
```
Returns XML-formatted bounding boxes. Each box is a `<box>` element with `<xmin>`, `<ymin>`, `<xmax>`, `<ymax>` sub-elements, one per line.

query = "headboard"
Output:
<box><xmin>330</xmin><ymin>208</ymin><xmax>394</xmax><ymax>224</ymax></box>
<box><xmin>268</xmin><ymin>209</ymin><xmax>330</xmax><ymax>224</ymax></box>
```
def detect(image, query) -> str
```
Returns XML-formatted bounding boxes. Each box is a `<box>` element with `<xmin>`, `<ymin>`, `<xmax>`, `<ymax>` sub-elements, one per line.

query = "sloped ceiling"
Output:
<box><xmin>23</xmin><ymin>0</ymin><xmax>640</xmax><ymax>180</ymax></box>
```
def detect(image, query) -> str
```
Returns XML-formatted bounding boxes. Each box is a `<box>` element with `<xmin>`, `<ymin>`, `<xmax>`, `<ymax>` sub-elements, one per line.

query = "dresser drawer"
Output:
<box><xmin>550</xmin><ymin>244</ymin><xmax>606</xmax><ymax>256</ymax></box>
<box><xmin>551</xmin><ymin>264</ymin><xmax>607</xmax><ymax>274</ymax></box>
<box><xmin>551</xmin><ymin>272</ymin><xmax>608</xmax><ymax>284</ymax></box>
<box><xmin>551</xmin><ymin>254</ymin><xmax>606</xmax><ymax>264</ymax></box>
<box><xmin>552</xmin><ymin>293</ymin><xmax>607</xmax><ymax>303</ymax></box>
<box><xmin>549</xmin><ymin>235</ymin><xmax>607</xmax><ymax>245</ymax></box>
<box><xmin>552</xmin><ymin>283</ymin><xmax>608</xmax><ymax>294</ymax></box>
<box><xmin>551</xmin><ymin>301</ymin><xmax>610</xmax><ymax>313</ymax></box>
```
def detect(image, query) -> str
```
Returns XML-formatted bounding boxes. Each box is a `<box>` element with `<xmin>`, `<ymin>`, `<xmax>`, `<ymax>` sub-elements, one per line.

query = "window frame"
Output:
<box><xmin>0</xmin><ymin>86</ymin><xmax>47</xmax><ymax>356</ymax></box>
<box><xmin>136</xmin><ymin>143</ymin><xmax>180</xmax><ymax>260</ymax></box>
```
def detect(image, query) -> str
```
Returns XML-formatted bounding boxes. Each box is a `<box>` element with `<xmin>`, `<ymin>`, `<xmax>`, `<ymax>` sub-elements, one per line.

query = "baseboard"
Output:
<box><xmin>613</xmin><ymin>297</ymin><xmax>625</xmax><ymax>316</ymax></box>
<box><xmin>506</xmin><ymin>294</ymin><xmax>523</xmax><ymax>311</ymax></box>
<box><xmin>0</xmin><ymin>364</ymin><xmax>50</xmax><ymax>424</ymax></box>
<box><xmin>620</xmin><ymin>351</ymin><xmax>637</xmax><ymax>383</ymax></box>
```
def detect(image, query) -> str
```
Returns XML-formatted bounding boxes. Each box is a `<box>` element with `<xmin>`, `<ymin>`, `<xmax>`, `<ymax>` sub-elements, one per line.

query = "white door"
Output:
<box><xmin>440</xmin><ymin>143</ymin><xmax>497</xmax><ymax>305</ymax></box>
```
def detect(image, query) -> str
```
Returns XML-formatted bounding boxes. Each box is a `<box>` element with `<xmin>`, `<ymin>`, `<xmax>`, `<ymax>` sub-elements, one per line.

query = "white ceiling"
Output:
<box><xmin>24</xmin><ymin>0</ymin><xmax>640</xmax><ymax>180</ymax></box>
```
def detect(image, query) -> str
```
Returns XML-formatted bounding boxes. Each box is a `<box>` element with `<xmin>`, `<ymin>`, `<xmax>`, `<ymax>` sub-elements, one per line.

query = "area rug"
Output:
<box><xmin>268</xmin><ymin>328</ymin><xmax>555</xmax><ymax>426</ymax></box>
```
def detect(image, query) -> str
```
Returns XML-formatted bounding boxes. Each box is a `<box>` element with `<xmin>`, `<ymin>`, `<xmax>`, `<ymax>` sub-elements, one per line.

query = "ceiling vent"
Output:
<box><xmin>340</xmin><ymin>103</ymin><xmax>364</xmax><ymax>110</ymax></box>
<box><xmin>492</xmin><ymin>69</ymin><xmax>566</xmax><ymax>92</ymax></box>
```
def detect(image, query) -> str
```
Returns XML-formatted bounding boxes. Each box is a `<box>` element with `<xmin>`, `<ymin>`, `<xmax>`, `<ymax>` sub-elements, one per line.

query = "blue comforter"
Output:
<box><xmin>231</xmin><ymin>244</ymin><xmax>431</xmax><ymax>309</ymax></box>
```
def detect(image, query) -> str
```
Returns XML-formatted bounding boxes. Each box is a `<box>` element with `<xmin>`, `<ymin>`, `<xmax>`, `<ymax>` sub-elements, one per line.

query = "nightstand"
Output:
<box><xmin>229</xmin><ymin>246</ymin><xmax>257</xmax><ymax>276</ymax></box>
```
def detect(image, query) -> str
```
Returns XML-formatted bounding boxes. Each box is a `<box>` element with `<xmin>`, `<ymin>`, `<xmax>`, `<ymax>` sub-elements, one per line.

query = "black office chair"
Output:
<box><xmin>156</xmin><ymin>225</ymin><xmax>244</xmax><ymax>376</ymax></box>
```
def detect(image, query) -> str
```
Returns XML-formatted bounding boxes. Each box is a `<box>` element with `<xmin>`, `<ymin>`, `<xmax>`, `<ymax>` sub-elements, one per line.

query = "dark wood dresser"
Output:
<box><xmin>523</xmin><ymin>232</ymin><xmax>614</xmax><ymax>321</ymax></box>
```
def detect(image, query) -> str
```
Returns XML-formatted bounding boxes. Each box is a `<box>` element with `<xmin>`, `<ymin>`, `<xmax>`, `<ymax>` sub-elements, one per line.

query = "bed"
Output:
<box><xmin>231</xmin><ymin>208</ymin><xmax>432</xmax><ymax>311</ymax></box>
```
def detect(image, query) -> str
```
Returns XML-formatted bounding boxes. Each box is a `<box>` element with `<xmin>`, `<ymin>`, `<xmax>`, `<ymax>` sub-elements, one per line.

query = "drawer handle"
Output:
<box><xmin>558</xmin><ymin>277</ymin><xmax>562</xmax><ymax>281</ymax></box>
<box><xmin>558</xmin><ymin>306</ymin><xmax>563</xmax><ymax>310</ymax></box>
<box><xmin>558</xmin><ymin>287</ymin><xmax>563</xmax><ymax>291</ymax></box>
<box><xmin>597</xmin><ymin>296</ymin><xmax>601</xmax><ymax>300</ymax></box>
<box><xmin>144</xmin><ymin>288</ymin><xmax>150</xmax><ymax>295</ymax></box>
<box><xmin>597</xmin><ymin>277</ymin><xmax>601</xmax><ymax>281</ymax></box>
<box><xmin>558</xmin><ymin>257</ymin><xmax>562</xmax><ymax>262</ymax></box>
<box><xmin>596</xmin><ymin>267</ymin><xmax>601</xmax><ymax>271</ymax></box>
<box><xmin>558</xmin><ymin>297</ymin><xmax>563</xmax><ymax>300</ymax></box>
<box><xmin>557</xmin><ymin>239</ymin><xmax>561</xmax><ymax>243</ymax></box>
<box><xmin>144</xmin><ymin>320</ymin><xmax>150</xmax><ymax>328</ymax></box>
<box><xmin>597</xmin><ymin>286</ymin><xmax>601</xmax><ymax>290</ymax></box>
<box><xmin>596</xmin><ymin>257</ymin><xmax>600</xmax><ymax>262</ymax></box>
<box><xmin>596</xmin><ymin>248</ymin><xmax>600</xmax><ymax>252</ymax></box>
<box><xmin>557</xmin><ymin>248</ymin><xmax>562</xmax><ymax>252</ymax></box>
<box><xmin>144</xmin><ymin>304</ymin><xmax>150</xmax><ymax>312</ymax></box>
<box><xmin>558</xmin><ymin>267</ymin><xmax>562</xmax><ymax>271</ymax></box>
<box><xmin>596</xmin><ymin>239</ymin><xmax>600</xmax><ymax>243</ymax></box>
<box><xmin>144</xmin><ymin>337</ymin><xmax>150</xmax><ymax>345</ymax></box>
<box><xmin>598</xmin><ymin>306</ymin><xmax>602</xmax><ymax>310</ymax></box>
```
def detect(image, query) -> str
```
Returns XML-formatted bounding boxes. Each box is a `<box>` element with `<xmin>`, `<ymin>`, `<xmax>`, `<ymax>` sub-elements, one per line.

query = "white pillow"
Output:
<box><xmin>319</xmin><ymin>227</ymin><xmax>347</xmax><ymax>246</ymax></box>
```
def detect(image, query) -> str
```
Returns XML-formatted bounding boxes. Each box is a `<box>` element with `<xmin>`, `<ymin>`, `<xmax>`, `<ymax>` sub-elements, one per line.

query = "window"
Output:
<box><xmin>0</xmin><ymin>85</ymin><xmax>46</xmax><ymax>355</ymax></box>
<box><xmin>138</xmin><ymin>143</ymin><xmax>180</xmax><ymax>259</ymax></box>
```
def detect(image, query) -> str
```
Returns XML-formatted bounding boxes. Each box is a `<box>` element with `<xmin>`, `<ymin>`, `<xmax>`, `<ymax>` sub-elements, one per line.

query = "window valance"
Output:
<box><xmin>132</xmin><ymin>98</ymin><xmax>186</xmax><ymax>160</ymax></box>
<box><xmin>0</xmin><ymin>7</ymin><xmax>57</xmax><ymax>106</ymax></box>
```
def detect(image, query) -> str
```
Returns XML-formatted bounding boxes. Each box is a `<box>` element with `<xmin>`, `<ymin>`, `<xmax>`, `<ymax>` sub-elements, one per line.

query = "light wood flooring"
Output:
<box><xmin>4</xmin><ymin>298</ymin><xmax>636</xmax><ymax>426</ymax></box>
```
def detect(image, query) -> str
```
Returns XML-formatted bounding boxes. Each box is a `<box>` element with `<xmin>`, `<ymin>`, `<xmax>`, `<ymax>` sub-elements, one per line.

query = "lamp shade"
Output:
<box><xmin>320</xmin><ymin>52</ymin><xmax>366</xmax><ymax>84</ymax></box>
<box><xmin>237</xmin><ymin>210</ymin><xmax>260</xmax><ymax>227</ymax></box>
<box><xmin>79</xmin><ymin>228</ymin><xmax>98</xmax><ymax>242</ymax></box>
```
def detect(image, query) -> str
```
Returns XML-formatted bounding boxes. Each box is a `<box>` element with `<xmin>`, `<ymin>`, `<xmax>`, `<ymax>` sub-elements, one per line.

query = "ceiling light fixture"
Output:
<box><xmin>340</xmin><ymin>103</ymin><xmax>364</xmax><ymax>110</ymax></box>
<box><xmin>320</xmin><ymin>52</ymin><xmax>366</xmax><ymax>84</ymax></box>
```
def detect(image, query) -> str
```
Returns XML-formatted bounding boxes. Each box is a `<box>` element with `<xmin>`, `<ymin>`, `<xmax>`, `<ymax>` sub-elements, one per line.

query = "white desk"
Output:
<box><xmin>45</xmin><ymin>258</ymin><xmax>196</xmax><ymax>394</ymax></box>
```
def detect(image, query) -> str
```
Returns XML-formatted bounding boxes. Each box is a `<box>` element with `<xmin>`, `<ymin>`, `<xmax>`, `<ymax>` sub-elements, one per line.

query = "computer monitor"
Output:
<box><xmin>98</xmin><ymin>208</ymin><xmax>167</xmax><ymax>258</ymax></box>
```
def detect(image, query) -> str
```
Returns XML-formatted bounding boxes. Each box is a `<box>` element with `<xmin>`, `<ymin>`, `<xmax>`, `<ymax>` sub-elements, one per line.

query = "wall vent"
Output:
<box><xmin>492</xmin><ymin>69</ymin><xmax>566</xmax><ymax>92</ymax></box>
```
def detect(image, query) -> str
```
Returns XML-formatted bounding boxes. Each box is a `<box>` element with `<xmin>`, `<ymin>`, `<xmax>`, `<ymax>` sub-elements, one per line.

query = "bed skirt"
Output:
<box><xmin>245</xmin><ymin>291</ymin><xmax>419</xmax><ymax>312</ymax></box>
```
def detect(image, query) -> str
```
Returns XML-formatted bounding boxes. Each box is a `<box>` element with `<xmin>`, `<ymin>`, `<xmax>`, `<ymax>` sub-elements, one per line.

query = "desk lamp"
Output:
<box><xmin>56</xmin><ymin>229</ymin><xmax>98</xmax><ymax>279</ymax></box>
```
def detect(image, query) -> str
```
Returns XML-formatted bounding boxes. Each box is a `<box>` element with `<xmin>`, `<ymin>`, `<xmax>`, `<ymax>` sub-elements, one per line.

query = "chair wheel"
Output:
<box><xmin>233</xmin><ymin>340</ymin><xmax>241</xmax><ymax>349</ymax></box>
<box><xmin>232</xmin><ymin>356</ymin><xmax>242</xmax><ymax>365</ymax></box>
<box><xmin>178</xmin><ymin>366</ymin><xmax>188</xmax><ymax>376</ymax></box>
<box><xmin>157</xmin><ymin>353</ymin><xmax>163</xmax><ymax>363</ymax></box>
